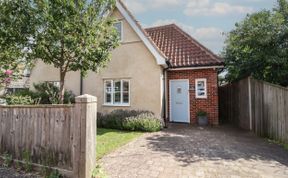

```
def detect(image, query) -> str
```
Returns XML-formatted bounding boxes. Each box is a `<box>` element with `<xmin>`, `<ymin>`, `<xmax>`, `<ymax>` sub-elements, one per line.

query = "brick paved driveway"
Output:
<box><xmin>101</xmin><ymin>124</ymin><xmax>288</xmax><ymax>178</ymax></box>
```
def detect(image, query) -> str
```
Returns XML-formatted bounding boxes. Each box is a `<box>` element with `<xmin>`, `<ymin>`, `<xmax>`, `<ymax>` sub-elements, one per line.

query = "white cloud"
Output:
<box><xmin>149</xmin><ymin>0</ymin><xmax>181</xmax><ymax>8</ymax></box>
<box><xmin>123</xmin><ymin>0</ymin><xmax>183</xmax><ymax>14</ymax></box>
<box><xmin>123</xmin><ymin>0</ymin><xmax>253</xmax><ymax>16</ymax></box>
<box><xmin>150</xmin><ymin>19</ymin><xmax>225</xmax><ymax>53</ymax></box>
<box><xmin>124</xmin><ymin>0</ymin><xmax>147</xmax><ymax>14</ymax></box>
<box><xmin>184</xmin><ymin>0</ymin><xmax>253</xmax><ymax>16</ymax></box>
<box><xmin>193</xmin><ymin>27</ymin><xmax>225</xmax><ymax>53</ymax></box>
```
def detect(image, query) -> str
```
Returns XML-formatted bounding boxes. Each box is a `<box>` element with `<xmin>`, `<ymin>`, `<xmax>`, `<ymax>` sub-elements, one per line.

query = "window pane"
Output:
<box><xmin>123</xmin><ymin>81</ymin><xmax>129</xmax><ymax>92</ymax></box>
<box><xmin>104</xmin><ymin>79</ymin><xmax>130</xmax><ymax>105</ymax></box>
<box><xmin>197</xmin><ymin>80</ymin><xmax>206</xmax><ymax>97</ymax></box>
<box><xmin>106</xmin><ymin>93</ymin><xmax>111</xmax><ymax>103</ymax></box>
<box><xmin>114</xmin><ymin>92</ymin><xmax>121</xmax><ymax>103</ymax></box>
<box><xmin>114</xmin><ymin>81</ymin><xmax>121</xmax><ymax>92</ymax></box>
<box><xmin>105</xmin><ymin>81</ymin><xmax>112</xmax><ymax>103</ymax></box>
<box><xmin>123</xmin><ymin>92</ymin><xmax>129</xmax><ymax>103</ymax></box>
<box><xmin>105</xmin><ymin>81</ymin><xmax>112</xmax><ymax>93</ymax></box>
<box><xmin>197</xmin><ymin>81</ymin><xmax>205</xmax><ymax>89</ymax></box>
<box><xmin>197</xmin><ymin>90</ymin><xmax>205</xmax><ymax>96</ymax></box>
<box><xmin>114</xmin><ymin>22</ymin><xmax>122</xmax><ymax>40</ymax></box>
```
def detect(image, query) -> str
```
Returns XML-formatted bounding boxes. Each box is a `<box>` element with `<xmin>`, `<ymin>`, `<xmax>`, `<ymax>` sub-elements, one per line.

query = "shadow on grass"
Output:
<box><xmin>97</xmin><ymin>128</ymin><xmax>137</xmax><ymax>136</ymax></box>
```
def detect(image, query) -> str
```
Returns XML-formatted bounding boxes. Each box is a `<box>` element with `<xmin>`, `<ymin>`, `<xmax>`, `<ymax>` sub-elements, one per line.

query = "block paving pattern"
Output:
<box><xmin>101</xmin><ymin>124</ymin><xmax>288</xmax><ymax>178</ymax></box>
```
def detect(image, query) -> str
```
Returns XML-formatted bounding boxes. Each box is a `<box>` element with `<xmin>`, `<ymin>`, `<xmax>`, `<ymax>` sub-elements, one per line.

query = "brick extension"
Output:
<box><xmin>146</xmin><ymin>24</ymin><xmax>222</xmax><ymax>126</ymax></box>
<box><xmin>167</xmin><ymin>69</ymin><xmax>219</xmax><ymax>125</ymax></box>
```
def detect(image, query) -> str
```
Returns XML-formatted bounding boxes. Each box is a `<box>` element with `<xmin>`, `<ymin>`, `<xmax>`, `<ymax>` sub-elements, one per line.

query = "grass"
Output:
<box><xmin>284</xmin><ymin>144</ymin><xmax>288</xmax><ymax>150</ymax></box>
<box><xmin>96</xmin><ymin>128</ymin><xmax>143</xmax><ymax>160</ymax></box>
<box><xmin>92</xmin><ymin>165</ymin><xmax>107</xmax><ymax>178</ymax></box>
<box><xmin>267</xmin><ymin>139</ymin><xmax>288</xmax><ymax>151</ymax></box>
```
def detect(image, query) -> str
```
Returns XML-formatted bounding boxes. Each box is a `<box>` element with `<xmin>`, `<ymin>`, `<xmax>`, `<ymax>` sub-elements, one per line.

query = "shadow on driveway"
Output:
<box><xmin>146</xmin><ymin>124</ymin><xmax>288</xmax><ymax>167</ymax></box>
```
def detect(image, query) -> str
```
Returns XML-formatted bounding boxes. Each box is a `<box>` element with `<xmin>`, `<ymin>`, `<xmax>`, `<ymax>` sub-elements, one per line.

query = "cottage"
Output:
<box><xmin>29</xmin><ymin>0</ymin><xmax>223</xmax><ymax>125</ymax></box>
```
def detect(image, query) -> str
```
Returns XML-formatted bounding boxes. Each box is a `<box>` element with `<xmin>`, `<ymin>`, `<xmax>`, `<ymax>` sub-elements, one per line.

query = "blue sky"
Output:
<box><xmin>123</xmin><ymin>0</ymin><xmax>276</xmax><ymax>54</ymax></box>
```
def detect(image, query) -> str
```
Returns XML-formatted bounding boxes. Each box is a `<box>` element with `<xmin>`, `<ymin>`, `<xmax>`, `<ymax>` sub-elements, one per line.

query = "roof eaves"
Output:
<box><xmin>117</xmin><ymin>0</ymin><xmax>168</xmax><ymax>66</ymax></box>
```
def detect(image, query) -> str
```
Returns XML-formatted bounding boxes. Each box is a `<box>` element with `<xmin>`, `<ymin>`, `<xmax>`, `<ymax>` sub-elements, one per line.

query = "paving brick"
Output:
<box><xmin>101</xmin><ymin>125</ymin><xmax>288</xmax><ymax>178</ymax></box>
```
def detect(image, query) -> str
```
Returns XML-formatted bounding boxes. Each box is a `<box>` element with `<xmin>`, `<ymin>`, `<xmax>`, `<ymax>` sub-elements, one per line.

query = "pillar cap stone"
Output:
<box><xmin>75</xmin><ymin>94</ymin><xmax>97</xmax><ymax>103</ymax></box>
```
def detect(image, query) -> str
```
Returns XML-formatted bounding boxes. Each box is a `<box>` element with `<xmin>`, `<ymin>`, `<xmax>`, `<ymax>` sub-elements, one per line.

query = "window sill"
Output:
<box><xmin>195</xmin><ymin>97</ymin><xmax>207</xmax><ymax>99</ymax></box>
<box><xmin>102</xmin><ymin>104</ymin><xmax>131</xmax><ymax>107</ymax></box>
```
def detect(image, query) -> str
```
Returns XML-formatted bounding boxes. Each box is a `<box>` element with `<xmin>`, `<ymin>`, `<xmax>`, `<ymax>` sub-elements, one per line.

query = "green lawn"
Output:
<box><xmin>96</xmin><ymin>128</ymin><xmax>143</xmax><ymax>160</ymax></box>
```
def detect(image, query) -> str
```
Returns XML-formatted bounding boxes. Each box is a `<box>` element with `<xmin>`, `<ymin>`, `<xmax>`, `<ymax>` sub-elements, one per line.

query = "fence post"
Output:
<box><xmin>248</xmin><ymin>77</ymin><xmax>253</xmax><ymax>130</ymax></box>
<box><xmin>73</xmin><ymin>94</ymin><xmax>97</xmax><ymax>178</ymax></box>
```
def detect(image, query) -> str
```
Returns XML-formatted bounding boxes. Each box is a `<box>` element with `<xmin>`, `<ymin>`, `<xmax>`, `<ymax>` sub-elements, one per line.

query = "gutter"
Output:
<box><xmin>168</xmin><ymin>65</ymin><xmax>224</xmax><ymax>71</ymax></box>
<box><xmin>162</xmin><ymin>61</ymin><xmax>171</xmax><ymax>128</ymax></box>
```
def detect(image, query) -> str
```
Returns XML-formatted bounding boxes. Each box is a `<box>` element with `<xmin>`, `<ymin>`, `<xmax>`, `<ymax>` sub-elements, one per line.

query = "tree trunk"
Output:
<box><xmin>59</xmin><ymin>68</ymin><xmax>66</xmax><ymax>104</ymax></box>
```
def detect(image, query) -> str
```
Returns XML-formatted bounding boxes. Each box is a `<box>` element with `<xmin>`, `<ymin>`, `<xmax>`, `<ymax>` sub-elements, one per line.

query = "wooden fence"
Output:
<box><xmin>219</xmin><ymin>77</ymin><xmax>288</xmax><ymax>144</ymax></box>
<box><xmin>0</xmin><ymin>94</ymin><xmax>97</xmax><ymax>178</ymax></box>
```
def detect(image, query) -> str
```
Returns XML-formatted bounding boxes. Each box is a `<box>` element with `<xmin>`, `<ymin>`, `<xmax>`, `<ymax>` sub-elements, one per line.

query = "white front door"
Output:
<box><xmin>170</xmin><ymin>80</ymin><xmax>190</xmax><ymax>123</ymax></box>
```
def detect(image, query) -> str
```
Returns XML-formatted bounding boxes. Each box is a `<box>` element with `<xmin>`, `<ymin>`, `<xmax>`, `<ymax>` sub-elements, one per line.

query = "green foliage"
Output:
<box><xmin>223</xmin><ymin>0</ymin><xmax>288</xmax><ymax>87</ymax></box>
<box><xmin>268</xmin><ymin>139</ymin><xmax>288</xmax><ymax>150</ymax></box>
<box><xmin>284</xmin><ymin>144</ymin><xmax>288</xmax><ymax>150</ymax></box>
<box><xmin>22</xmin><ymin>150</ymin><xmax>32</xmax><ymax>172</ymax></box>
<box><xmin>32</xmin><ymin>82</ymin><xmax>75</xmax><ymax>104</ymax></box>
<box><xmin>197</xmin><ymin>110</ymin><xmax>208</xmax><ymax>117</ymax></box>
<box><xmin>45</xmin><ymin>170</ymin><xmax>62</xmax><ymax>178</ymax></box>
<box><xmin>4</xmin><ymin>82</ymin><xmax>75</xmax><ymax>105</ymax></box>
<box><xmin>2</xmin><ymin>152</ymin><xmax>13</xmax><ymax>167</ymax></box>
<box><xmin>92</xmin><ymin>165</ymin><xmax>107</xmax><ymax>178</ymax></box>
<box><xmin>5</xmin><ymin>95</ymin><xmax>35</xmax><ymax>105</ymax></box>
<box><xmin>122</xmin><ymin>113</ymin><xmax>163</xmax><ymax>132</ymax></box>
<box><xmin>0</xmin><ymin>0</ymin><xmax>119</xmax><ymax>103</ymax></box>
<box><xmin>0</xmin><ymin>1</ymin><xmax>35</xmax><ymax>87</ymax></box>
<box><xmin>97</xmin><ymin>128</ymin><xmax>143</xmax><ymax>160</ymax></box>
<box><xmin>15</xmin><ymin>161</ymin><xmax>21</xmax><ymax>171</ymax></box>
<box><xmin>98</xmin><ymin>110</ymin><xmax>163</xmax><ymax>132</ymax></box>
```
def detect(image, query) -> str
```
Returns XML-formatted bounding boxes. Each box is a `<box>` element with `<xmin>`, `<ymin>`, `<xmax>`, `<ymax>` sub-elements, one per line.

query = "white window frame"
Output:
<box><xmin>104</xmin><ymin>79</ymin><xmax>130</xmax><ymax>106</ymax></box>
<box><xmin>195</xmin><ymin>78</ymin><xmax>207</xmax><ymax>99</ymax></box>
<box><xmin>114</xmin><ymin>21</ymin><xmax>123</xmax><ymax>42</ymax></box>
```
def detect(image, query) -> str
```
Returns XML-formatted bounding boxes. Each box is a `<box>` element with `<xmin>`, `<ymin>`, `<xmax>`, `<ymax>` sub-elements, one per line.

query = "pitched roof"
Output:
<box><xmin>145</xmin><ymin>24</ymin><xmax>223</xmax><ymax>68</ymax></box>
<box><xmin>116</xmin><ymin>0</ymin><xmax>167</xmax><ymax>66</ymax></box>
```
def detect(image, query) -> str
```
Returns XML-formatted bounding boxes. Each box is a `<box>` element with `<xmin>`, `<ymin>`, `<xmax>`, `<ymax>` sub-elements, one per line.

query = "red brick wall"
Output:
<box><xmin>167</xmin><ymin>69</ymin><xmax>219</xmax><ymax>125</ymax></box>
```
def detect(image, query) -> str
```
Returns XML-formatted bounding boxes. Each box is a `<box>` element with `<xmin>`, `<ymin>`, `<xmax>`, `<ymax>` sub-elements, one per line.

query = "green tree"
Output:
<box><xmin>0</xmin><ymin>0</ymin><xmax>35</xmax><ymax>88</ymax></box>
<box><xmin>0</xmin><ymin>0</ymin><xmax>119</xmax><ymax>103</ymax></box>
<box><xmin>223</xmin><ymin>0</ymin><xmax>288</xmax><ymax>87</ymax></box>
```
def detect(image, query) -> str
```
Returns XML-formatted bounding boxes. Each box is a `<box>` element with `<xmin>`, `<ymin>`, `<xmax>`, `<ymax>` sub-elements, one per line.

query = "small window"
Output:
<box><xmin>195</xmin><ymin>79</ymin><xmax>207</xmax><ymax>98</ymax></box>
<box><xmin>114</xmin><ymin>21</ymin><xmax>123</xmax><ymax>41</ymax></box>
<box><xmin>104</xmin><ymin>79</ymin><xmax>130</xmax><ymax>106</ymax></box>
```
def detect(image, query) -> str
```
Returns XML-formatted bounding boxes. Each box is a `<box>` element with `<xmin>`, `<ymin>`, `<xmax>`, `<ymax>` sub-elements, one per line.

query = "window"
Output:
<box><xmin>195</xmin><ymin>79</ymin><xmax>207</xmax><ymax>98</ymax></box>
<box><xmin>104</xmin><ymin>79</ymin><xmax>130</xmax><ymax>106</ymax></box>
<box><xmin>114</xmin><ymin>21</ymin><xmax>123</xmax><ymax>41</ymax></box>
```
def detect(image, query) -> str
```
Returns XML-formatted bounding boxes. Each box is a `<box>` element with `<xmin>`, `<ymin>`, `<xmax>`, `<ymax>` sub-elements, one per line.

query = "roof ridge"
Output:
<box><xmin>145</xmin><ymin>24</ymin><xmax>177</xmax><ymax>30</ymax></box>
<box><xmin>170</xmin><ymin>24</ymin><xmax>223</xmax><ymax>63</ymax></box>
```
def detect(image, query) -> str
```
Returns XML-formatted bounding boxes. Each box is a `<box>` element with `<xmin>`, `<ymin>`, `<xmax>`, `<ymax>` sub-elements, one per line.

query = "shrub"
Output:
<box><xmin>22</xmin><ymin>150</ymin><xmax>32</xmax><ymax>172</ymax></box>
<box><xmin>3</xmin><ymin>82</ymin><xmax>75</xmax><ymax>105</ymax></box>
<box><xmin>5</xmin><ymin>95</ymin><xmax>35</xmax><ymax>105</ymax></box>
<box><xmin>46</xmin><ymin>170</ymin><xmax>62</xmax><ymax>178</ymax></box>
<box><xmin>2</xmin><ymin>152</ymin><xmax>13</xmax><ymax>167</ymax></box>
<box><xmin>98</xmin><ymin>110</ymin><xmax>163</xmax><ymax>132</ymax></box>
<box><xmin>197</xmin><ymin>110</ymin><xmax>207</xmax><ymax>117</ymax></box>
<box><xmin>33</xmin><ymin>82</ymin><xmax>75</xmax><ymax>104</ymax></box>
